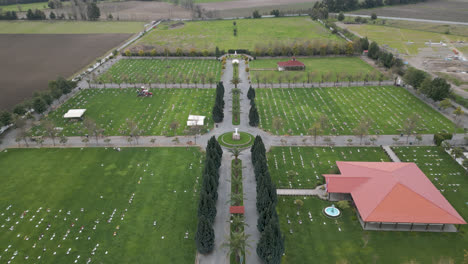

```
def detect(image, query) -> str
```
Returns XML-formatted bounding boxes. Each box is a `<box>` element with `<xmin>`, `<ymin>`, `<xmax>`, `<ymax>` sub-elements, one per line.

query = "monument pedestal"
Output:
<box><xmin>232</xmin><ymin>128</ymin><xmax>240</xmax><ymax>141</ymax></box>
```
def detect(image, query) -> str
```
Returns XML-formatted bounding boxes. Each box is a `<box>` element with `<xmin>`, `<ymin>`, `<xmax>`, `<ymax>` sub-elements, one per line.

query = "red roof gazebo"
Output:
<box><xmin>277</xmin><ymin>57</ymin><xmax>305</xmax><ymax>71</ymax></box>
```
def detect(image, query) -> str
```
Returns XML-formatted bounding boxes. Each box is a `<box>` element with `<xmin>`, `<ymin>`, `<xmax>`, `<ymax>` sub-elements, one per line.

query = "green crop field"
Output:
<box><xmin>97</xmin><ymin>59</ymin><xmax>221</xmax><ymax>84</ymax></box>
<box><xmin>267</xmin><ymin>146</ymin><xmax>390</xmax><ymax>189</ymax></box>
<box><xmin>32</xmin><ymin>88</ymin><xmax>214</xmax><ymax>136</ymax></box>
<box><xmin>277</xmin><ymin>146</ymin><xmax>467</xmax><ymax>263</ymax></box>
<box><xmin>0</xmin><ymin>147</ymin><xmax>203</xmax><ymax>263</ymax></box>
<box><xmin>250</xmin><ymin>57</ymin><xmax>384</xmax><ymax>84</ymax></box>
<box><xmin>0</xmin><ymin>1</ymin><xmax>51</xmax><ymax>11</ymax></box>
<box><xmin>0</xmin><ymin>21</ymin><xmax>144</xmax><ymax>34</ymax></box>
<box><xmin>255</xmin><ymin>86</ymin><xmax>459</xmax><ymax>135</ymax></box>
<box><xmin>135</xmin><ymin>17</ymin><xmax>343</xmax><ymax>51</ymax></box>
<box><xmin>346</xmin><ymin>24</ymin><xmax>468</xmax><ymax>55</ymax></box>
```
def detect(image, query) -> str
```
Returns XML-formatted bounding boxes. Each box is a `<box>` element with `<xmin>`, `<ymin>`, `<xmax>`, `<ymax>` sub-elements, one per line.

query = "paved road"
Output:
<box><xmin>343</xmin><ymin>14</ymin><xmax>468</xmax><ymax>26</ymax></box>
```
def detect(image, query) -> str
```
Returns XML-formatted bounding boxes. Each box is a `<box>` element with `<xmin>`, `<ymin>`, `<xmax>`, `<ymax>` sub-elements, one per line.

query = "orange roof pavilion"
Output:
<box><xmin>324</xmin><ymin>162</ymin><xmax>466</xmax><ymax>225</ymax></box>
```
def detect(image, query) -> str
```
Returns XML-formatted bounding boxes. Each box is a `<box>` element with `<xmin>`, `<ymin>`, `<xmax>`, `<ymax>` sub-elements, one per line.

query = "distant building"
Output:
<box><xmin>277</xmin><ymin>57</ymin><xmax>305</xmax><ymax>71</ymax></box>
<box><xmin>324</xmin><ymin>162</ymin><xmax>466</xmax><ymax>232</ymax></box>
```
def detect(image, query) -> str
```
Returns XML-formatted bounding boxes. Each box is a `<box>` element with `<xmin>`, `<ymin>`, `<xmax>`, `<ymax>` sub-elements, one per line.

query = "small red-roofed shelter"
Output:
<box><xmin>277</xmin><ymin>57</ymin><xmax>305</xmax><ymax>71</ymax></box>
<box><xmin>324</xmin><ymin>162</ymin><xmax>466</xmax><ymax>232</ymax></box>
<box><xmin>230</xmin><ymin>206</ymin><xmax>245</xmax><ymax>214</ymax></box>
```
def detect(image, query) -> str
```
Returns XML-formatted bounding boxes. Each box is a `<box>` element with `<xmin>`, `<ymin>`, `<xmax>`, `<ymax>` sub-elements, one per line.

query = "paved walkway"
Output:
<box><xmin>277</xmin><ymin>185</ymin><xmax>328</xmax><ymax>200</ymax></box>
<box><xmin>383</xmin><ymin>146</ymin><xmax>401</xmax><ymax>162</ymax></box>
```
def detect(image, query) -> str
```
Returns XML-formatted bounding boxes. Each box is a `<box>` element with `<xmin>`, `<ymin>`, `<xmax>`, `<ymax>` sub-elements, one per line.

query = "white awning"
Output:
<box><xmin>187</xmin><ymin>120</ymin><xmax>204</xmax><ymax>126</ymax></box>
<box><xmin>187</xmin><ymin>115</ymin><xmax>205</xmax><ymax>126</ymax></box>
<box><xmin>64</xmin><ymin>109</ymin><xmax>86</xmax><ymax>119</ymax></box>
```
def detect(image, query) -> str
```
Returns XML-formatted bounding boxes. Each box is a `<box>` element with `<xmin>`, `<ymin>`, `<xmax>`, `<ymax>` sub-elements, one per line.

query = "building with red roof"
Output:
<box><xmin>277</xmin><ymin>57</ymin><xmax>305</xmax><ymax>71</ymax></box>
<box><xmin>324</xmin><ymin>161</ymin><xmax>466</xmax><ymax>232</ymax></box>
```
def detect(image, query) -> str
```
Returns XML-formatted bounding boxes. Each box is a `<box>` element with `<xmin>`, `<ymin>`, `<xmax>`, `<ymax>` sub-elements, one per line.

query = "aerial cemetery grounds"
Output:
<box><xmin>0</xmin><ymin>147</ymin><xmax>203</xmax><ymax>263</ymax></box>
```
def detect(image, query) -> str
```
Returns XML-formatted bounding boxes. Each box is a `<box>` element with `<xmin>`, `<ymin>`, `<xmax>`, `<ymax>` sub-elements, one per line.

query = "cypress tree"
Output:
<box><xmin>212</xmin><ymin>103</ymin><xmax>224</xmax><ymax>123</ymax></box>
<box><xmin>198</xmin><ymin>189</ymin><xmax>217</xmax><ymax>223</ymax></box>
<box><xmin>258</xmin><ymin>202</ymin><xmax>278</xmax><ymax>233</ymax></box>
<box><xmin>204</xmin><ymin>158</ymin><xmax>219</xmax><ymax>187</ymax></box>
<box><xmin>195</xmin><ymin>215</ymin><xmax>215</xmax><ymax>254</ymax></box>
<box><xmin>257</xmin><ymin>221</ymin><xmax>284</xmax><ymax>264</ymax></box>
<box><xmin>249</xmin><ymin>104</ymin><xmax>259</xmax><ymax>127</ymax></box>
<box><xmin>247</xmin><ymin>86</ymin><xmax>255</xmax><ymax>100</ymax></box>
<box><xmin>202</xmin><ymin>172</ymin><xmax>218</xmax><ymax>201</ymax></box>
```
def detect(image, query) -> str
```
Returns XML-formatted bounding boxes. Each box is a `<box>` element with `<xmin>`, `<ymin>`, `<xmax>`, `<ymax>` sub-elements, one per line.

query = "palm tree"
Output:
<box><xmin>230</xmin><ymin>214</ymin><xmax>245</xmax><ymax>232</ymax></box>
<box><xmin>222</xmin><ymin>230</ymin><xmax>251</xmax><ymax>264</ymax></box>
<box><xmin>229</xmin><ymin>147</ymin><xmax>242</xmax><ymax>162</ymax></box>
<box><xmin>229</xmin><ymin>192</ymin><xmax>244</xmax><ymax>206</ymax></box>
<box><xmin>230</xmin><ymin>76</ymin><xmax>242</xmax><ymax>89</ymax></box>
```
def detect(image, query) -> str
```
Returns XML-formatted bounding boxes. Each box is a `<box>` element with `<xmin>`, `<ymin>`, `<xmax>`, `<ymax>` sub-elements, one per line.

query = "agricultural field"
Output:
<box><xmin>0</xmin><ymin>1</ymin><xmax>50</xmax><ymax>12</ymax></box>
<box><xmin>0</xmin><ymin>21</ymin><xmax>144</xmax><ymax>34</ymax></box>
<box><xmin>97</xmin><ymin>59</ymin><xmax>221</xmax><ymax>84</ymax></box>
<box><xmin>250</xmin><ymin>57</ymin><xmax>383</xmax><ymax>84</ymax></box>
<box><xmin>255</xmin><ymin>86</ymin><xmax>459</xmax><ymax>135</ymax></box>
<box><xmin>345</xmin><ymin>23</ymin><xmax>468</xmax><ymax>55</ymax></box>
<box><xmin>32</xmin><ymin>88</ymin><xmax>215</xmax><ymax>136</ymax></box>
<box><xmin>349</xmin><ymin>0</ymin><xmax>468</xmax><ymax>23</ymax></box>
<box><xmin>0</xmin><ymin>147</ymin><xmax>203</xmax><ymax>263</ymax></box>
<box><xmin>135</xmin><ymin>17</ymin><xmax>343</xmax><ymax>51</ymax></box>
<box><xmin>267</xmin><ymin>146</ymin><xmax>390</xmax><ymax>189</ymax></box>
<box><xmin>0</xmin><ymin>34</ymin><xmax>132</xmax><ymax>110</ymax></box>
<box><xmin>277</xmin><ymin>146</ymin><xmax>467</xmax><ymax>263</ymax></box>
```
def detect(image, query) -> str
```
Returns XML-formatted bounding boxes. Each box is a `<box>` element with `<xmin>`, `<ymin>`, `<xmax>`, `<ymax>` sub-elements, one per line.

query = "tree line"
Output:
<box><xmin>212</xmin><ymin>81</ymin><xmax>225</xmax><ymax>123</ymax></box>
<box><xmin>251</xmin><ymin>136</ymin><xmax>285</xmax><ymax>264</ymax></box>
<box><xmin>195</xmin><ymin>136</ymin><xmax>223</xmax><ymax>254</ymax></box>
<box><xmin>403</xmin><ymin>67</ymin><xmax>452</xmax><ymax>102</ymax></box>
<box><xmin>312</xmin><ymin>0</ymin><xmax>427</xmax><ymax>14</ymax></box>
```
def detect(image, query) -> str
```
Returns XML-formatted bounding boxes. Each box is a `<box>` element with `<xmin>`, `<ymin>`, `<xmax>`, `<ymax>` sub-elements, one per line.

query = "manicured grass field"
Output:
<box><xmin>250</xmin><ymin>57</ymin><xmax>384</xmax><ymax>83</ymax></box>
<box><xmin>255</xmin><ymin>86</ymin><xmax>458</xmax><ymax>135</ymax></box>
<box><xmin>277</xmin><ymin>146</ymin><xmax>468</xmax><ymax>263</ymax></box>
<box><xmin>0</xmin><ymin>21</ymin><xmax>144</xmax><ymax>34</ymax></box>
<box><xmin>267</xmin><ymin>146</ymin><xmax>390</xmax><ymax>189</ymax></box>
<box><xmin>97</xmin><ymin>59</ymin><xmax>221</xmax><ymax>84</ymax></box>
<box><xmin>0</xmin><ymin>147</ymin><xmax>203</xmax><ymax>263</ymax></box>
<box><xmin>33</xmin><ymin>88</ymin><xmax>214</xmax><ymax>136</ymax></box>
<box><xmin>346</xmin><ymin>24</ymin><xmax>468</xmax><ymax>55</ymax></box>
<box><xmin>135</xmin><ymin>17</ymin><xmax>343</xmax><ymax>51</ymax></box>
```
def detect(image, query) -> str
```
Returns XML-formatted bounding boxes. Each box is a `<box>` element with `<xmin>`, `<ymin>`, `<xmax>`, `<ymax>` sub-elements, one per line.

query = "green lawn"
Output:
<box><xmin>0</xmin><ymin>1</ymin><xmax>51</xmax><ymax>11</ymax></box>
<box><xmin>346</xmin><ymin>24</ymin><xmax>468</xmax><ymax>55</ymax></box>
<box><xmin>0</xmin><ymin>147</ymin><xmax>203</xmax><ymax>263</ymax></box>
<box><xmin>0</xmin><ymin>21</ymin><xmax>144</xmax><ymax>34</ymax></box>
<box><xmin>250</xmin><ymin>57</ymin><xmax>384</xmax><ymax>84</ymax></box>
<box><xmin>268</xmin><ymin>146</ymin><xmax>390</xmax><ymax>189</ymax></box>
<box><xmin>97</xmin><ymin>59</ymin><xmax>221</xmax><ymax>84</ymax></box>
<box><xmin>135</xmin><ymin>17</ymin><xmax>343</xmax><ymax>51</ymax></box>
<box><xmin>33</xmin><ymin>88</ymin><xmax>214</xmax><ymax>136</ymax></box>
<box><xmin>277</xmin><ymin>146</ymin><xmax>468</xmax><ymax>263</ymax></box>
<box><xmin>255</xmin><ymin>86</ymin><xmax>459</xmax><ymax>135</ymax></box>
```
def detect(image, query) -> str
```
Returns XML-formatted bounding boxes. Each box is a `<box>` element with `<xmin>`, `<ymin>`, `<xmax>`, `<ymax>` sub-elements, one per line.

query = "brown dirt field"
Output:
<box><xmin>200</xmin><ymin>0</ymin><xmax>317</xmax><ymax>11</ymax></box>
<box><xmin>0</xmin><ymin>34</ymin><xmax>131</xmax><ymax>110</ymax></box>
<box><xmin>349</xmin><ymin>0</ymin><xmax>468</xmax><ymax>23</ymax></box>
<box><xmin>50</xmin><ymin>1</ymin><xmax>192</xmax><ymax>21</ymax></box>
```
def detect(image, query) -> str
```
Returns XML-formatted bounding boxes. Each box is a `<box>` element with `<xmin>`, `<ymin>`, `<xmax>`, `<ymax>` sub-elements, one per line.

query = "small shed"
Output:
<box><xmin>230</xmin><ymin>206</ymin><xmax>245</xmax><ymax>214</ymax></box>
<box><xmin>277</xmin><ymin>57</ymin><xmax>305</xmax><ymax>71</ymax></box>
<box><xmin>187</xmin><ymin>115</ymin><xmax>205</xmax><ymax>126</ymax></box>
<box><xmin>64</xmin><ymin>109</ymin><xmax>86</xmax><ymax>119</ymax></box>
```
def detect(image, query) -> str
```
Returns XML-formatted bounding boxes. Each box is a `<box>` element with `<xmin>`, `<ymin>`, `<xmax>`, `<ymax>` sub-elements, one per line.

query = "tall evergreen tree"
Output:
<box><xmin>257</xmin><ymin>222</ymin><xmax>284</xmax><ymax>264</ymax></box>
<box><xmin>249</xmin><ymin>104</ymin><xmax>259</xmax><ymax>127</ymax></box>
<box><xmin>247</xmin><ymin>86</ymin><xmax>256</xmax><ymax>100</ymax></box>
<box><xmin>195</xmin><ymin>215</ymin><xmax>215</xmax><ymax>254</ymax></box>
<box><xmin>212</xmin><ymin>103</ymin><xmax>224</xmax><ymax>123</ymax></box>
<box><xmin>198</xmin><ymin>189</ymin><xmax>217</xmax><ymax>223</ymax></box>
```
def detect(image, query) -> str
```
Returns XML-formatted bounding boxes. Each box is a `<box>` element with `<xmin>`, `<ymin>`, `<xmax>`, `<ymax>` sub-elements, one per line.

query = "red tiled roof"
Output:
<box><xmin>324</xmin><ymin>162</ymin><xmax>466</xmax><ymax>224</ymax></box>
<box><xmin>277</xmin><ymin>58</ymin><xmax>305</xmax><ymax>67</ymax></box>
<box><xmin>230</xmin><ymin>206</ymin><xmax>245</xmax><ymax>214</ymax></box>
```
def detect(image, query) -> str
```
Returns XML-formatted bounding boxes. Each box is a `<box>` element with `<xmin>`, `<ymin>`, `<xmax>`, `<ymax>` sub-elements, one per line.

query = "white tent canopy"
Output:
<box><xmin>187</xmin><ymin>115</ymin><xmax>205</xmax><ymax>126</ymax></box>
<box><xmin>64</xmin><ymin>109</ymin><xmax>86</xmax><ymax>119</ymax></box>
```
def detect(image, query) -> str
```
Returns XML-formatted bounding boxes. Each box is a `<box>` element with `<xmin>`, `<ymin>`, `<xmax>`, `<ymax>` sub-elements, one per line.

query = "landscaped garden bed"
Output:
<box><xmin>218</xmin><ymin>132</ymin><xmax>254</xmax><ymax>149</ymax></box>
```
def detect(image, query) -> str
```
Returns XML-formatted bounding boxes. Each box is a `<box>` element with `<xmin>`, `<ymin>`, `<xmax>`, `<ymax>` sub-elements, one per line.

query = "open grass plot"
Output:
<box><xmin>0</xmin><ymin>21</ymin><xmax>144</xmax><ymax>34</ymax></box>
<box><xmin>346</xmin><ymin>24</ymin><xmax>468</xmax><ymax>55</ymax></box>
<box><xmin>97</xmin><ymin>59</ymin><xmax>221</xmax><ymax>84</ymax></box>
<box><xmin>34</xmin><ymin>88</ymin><xmax>214</xmax><ymax>136</ymax></box>
<box><xmin>277</xmin><ymin>193</ymin><xmax>468</xmax><ymax>264</ymax></box>
<box><xmin>392</xmin><ymin>146</ymin><xmax>468</xmax><ymax>221</ymax></box>
<box><xmin>268</xmin><ymin>146</ymin><xmax>390</xmax><ymax>189</ymax></box>
<box><xmin>0</xmin><ymin>147</ymin><xmax>203</xmax><ymax>263</ymax></box>
<box><xmin>255</xmin><ymin>86</ymin><xmax>458</xmax><ymax>135</ymax></box>
<box><xmin>135</xmin><ymin>17</ymin><xmax>342</xmax><ymax>51</ymax></box>
<box><xmin>250</xmin><ymin>57</ymin><xmax>383</xmax><ymax>84</ymax></box>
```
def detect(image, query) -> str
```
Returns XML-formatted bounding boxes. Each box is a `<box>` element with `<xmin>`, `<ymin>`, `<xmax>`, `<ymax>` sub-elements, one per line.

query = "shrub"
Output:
<box><xmin>337</xmin><ymin>200</ymin><xmax>350</xmax><ymax>209</ymax></box>
<box><xmin>433</xmin><ymin>133</ymin><xmax>453</xmax><ymax>146</ymax></box>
